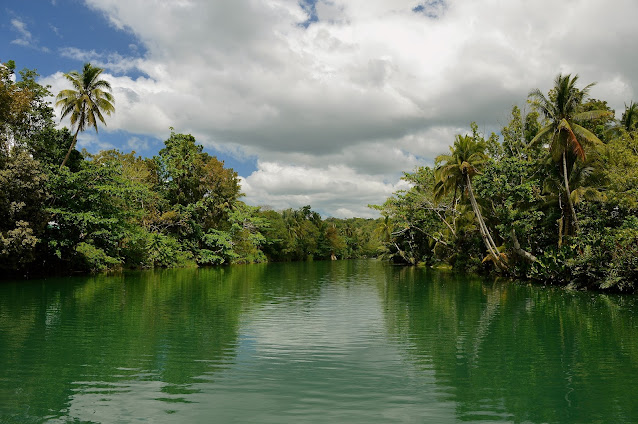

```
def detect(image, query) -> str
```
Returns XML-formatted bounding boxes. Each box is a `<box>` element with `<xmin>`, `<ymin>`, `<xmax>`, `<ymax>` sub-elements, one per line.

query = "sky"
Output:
<box><xmin>2</xmin><ymin>0</ymin><xmax>637</xmax><ymax>218</ymax></box>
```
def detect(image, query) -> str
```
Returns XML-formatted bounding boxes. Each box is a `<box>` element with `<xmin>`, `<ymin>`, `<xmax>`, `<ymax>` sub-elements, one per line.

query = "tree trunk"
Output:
<box><xmin>562</xmin><ymin>151</ymin><xmax>580</xmax><ymax>235</ymax></box>
<box><xmin>510</xmin><ymin>229</ymin><xmax>537</xmax><ymax>263</ymax></box>
<box><xmin>465</xmin><ymin>174</ymin><xmax>507</xmax><ymax>270</ymax></box>
<box><xmin>60</xmin><ymin>126</ymin><xmax>81</xmax><ymax>170</ymax></box>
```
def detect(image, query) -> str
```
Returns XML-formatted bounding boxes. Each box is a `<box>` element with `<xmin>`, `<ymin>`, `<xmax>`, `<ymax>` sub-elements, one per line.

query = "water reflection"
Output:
<box><xmin>380</xmin><ymin>267</ymin><xmax>638</xmax><ymax>423</ymax></box>
<box><xmin>0</xmin><ymin>266</ymin><xmax>263</xmax><ymax>422</ymax></box>
<box><xmin>1</xmin><ymin>261</ymin><xmax>638</xmax><ymax>423</ymax></box>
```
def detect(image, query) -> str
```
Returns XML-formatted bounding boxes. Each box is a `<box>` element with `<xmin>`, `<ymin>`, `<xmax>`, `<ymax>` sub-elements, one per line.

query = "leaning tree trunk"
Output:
<box><xmin>465</xmin><ymin>173</ymin><xmax>507</xmax><ymax>271</ymax></box>
<box><xmin>562</xmin><ymin>151</ymin><xmax>580</xmax><ymax>235</ymax></box>
<box><xmin>60</xmin><ymin>126</ymin><xmax>81</xmax><ymax>170</ymax></box>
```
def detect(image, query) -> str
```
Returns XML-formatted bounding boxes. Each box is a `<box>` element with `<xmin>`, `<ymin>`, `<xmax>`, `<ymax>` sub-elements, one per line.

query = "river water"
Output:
<box><xmin>1</xmin><ymin>260</ymin><xmax>637</xmax><ymax>423</ymax></box>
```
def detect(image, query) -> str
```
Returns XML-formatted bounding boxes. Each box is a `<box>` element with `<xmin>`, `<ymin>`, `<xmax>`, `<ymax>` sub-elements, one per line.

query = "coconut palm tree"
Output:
<box><xmin>620</xmin><ymin>101</ymin><xmax>638</xmax><ymax>133</ymax></box>
<box><xmin>528</xmin><ymin>74</ymin><xmax>610</xmax><ymax>237</ymax></box>
<box><xmin>434</xmin><ymin>134</ymin><xmax>507</xmax><ymax>270</ymax></box>
<box><xmin>56</xmin><ymin>63</ymin><xmax>115</xmax><ymax>169</ymax></box>
<box><xmin>540</xmin><ymin>154</ymin><xmax>606</xmax><ymax>246</ymax></box>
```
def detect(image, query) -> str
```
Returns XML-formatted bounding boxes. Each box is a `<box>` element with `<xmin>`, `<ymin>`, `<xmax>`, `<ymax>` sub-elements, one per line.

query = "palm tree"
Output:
<box><xmin>620</xmin><ymin>101</ymin><xmax>638</xmax><ymax>133</ymax></box>
<box><xmin>434</xmin><ymin>134</ymin><xmax>507</xmax><ymax>270</ymax></box>
<box><xmin>56</xmin><ymin>63</ymin><xmax>115</xmax><ymax>169</ymax></box>
<box><xmin>540</xmin><ymin>155</ymin><xmax>605</xmax><ymax>246</ymax></box>
<box><xmin>604</xmin><ymin>101</ymin><xmax>638</xmax><ymax>141</ymax></box>
<box><xmin>528</xmin><ymin>74</ymin><xmax>610</xmax><ymax>237</ymax></box>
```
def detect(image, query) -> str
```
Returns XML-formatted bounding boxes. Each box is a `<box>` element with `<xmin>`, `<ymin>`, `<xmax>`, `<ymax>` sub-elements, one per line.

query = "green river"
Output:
<box><xmin>1</xmin><ymin>260</ymin><xmax>637</xmax><ymax>423</ymax></box>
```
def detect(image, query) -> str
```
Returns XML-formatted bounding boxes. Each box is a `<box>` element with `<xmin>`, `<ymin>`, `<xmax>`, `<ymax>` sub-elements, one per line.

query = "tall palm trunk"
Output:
<box><xmin>60</xmin><ymin>126</ymin><xmax>81</xmax><ymax>170</ymax></box>
<box><xmin>562</xmin><ymin>151</ymin><xmax>580</xmax><ymax>235</ymax></box>
<box><xmin>465</xmin><ymin>173</ymin><xmax>507</xmax><ymax>270</ymax></box>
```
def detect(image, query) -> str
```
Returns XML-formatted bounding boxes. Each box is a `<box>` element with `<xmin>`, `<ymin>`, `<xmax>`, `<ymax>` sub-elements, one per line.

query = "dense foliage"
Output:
<box><xmin>0</xmin><ymin>61</ymin><xmax>380</xmax><ymax>277</ymax></box>
<box><xmin>374</xmin><ymin>75</ymin><xmax>638</xmax><ymax>291</ymax></box>
<box><xmin>3</xmin><ymin>60</ymin><xmax>636</xmax><ymax>291</ymax></box>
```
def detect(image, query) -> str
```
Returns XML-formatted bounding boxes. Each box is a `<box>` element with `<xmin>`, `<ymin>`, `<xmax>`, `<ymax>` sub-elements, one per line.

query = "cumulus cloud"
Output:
<box><xmin>240</xmin><ymin>161</ymin><xmax>412</xmax><ymax>218</ymax></box>
<box><xmin>44</xmin><ymin>0</ymin><xmax>638</xmax><ymax>216</ymax></box>
<box><xmin>59</xmin><ymin>47</ymin><xmax>144</xmax><ymax>75</ymax></box>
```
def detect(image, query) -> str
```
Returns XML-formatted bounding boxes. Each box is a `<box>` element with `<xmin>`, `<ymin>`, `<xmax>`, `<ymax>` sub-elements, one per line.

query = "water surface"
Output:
<box><xmin>1</xmin><ymin>260</ymin><xmax>637</xmax><ymax>423</ymax></box>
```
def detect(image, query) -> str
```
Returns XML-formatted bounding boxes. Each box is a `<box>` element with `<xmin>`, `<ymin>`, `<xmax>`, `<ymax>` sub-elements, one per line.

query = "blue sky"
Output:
<box><xmin>2</xmin><ymin>0</ymin><xmax>258</xmax><ymax>176</ymax></box>
<box><xmin>2</xmin><ymin>0</ymin><xmax>637</xmax><ymax>217</ymax></box>
<box><xmin>3</xmin><ymin>0</ymin><xmax>145</xmax><ymax>77</ymax></box>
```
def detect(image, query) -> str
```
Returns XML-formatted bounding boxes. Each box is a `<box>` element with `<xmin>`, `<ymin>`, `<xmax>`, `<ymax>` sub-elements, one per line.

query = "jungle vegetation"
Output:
<box><xmin>1</xmin><ymin>61</ymin><xmax>380</xmax><ymax>277</ymax></box>
<box><xmin>1</xmin><ymin>60</ymin><xmax>636</xmax><ymax>291</ymax></box>
<box><xmin>373</xmin><ymin>75</ymin><xmax>637</xmax><ymax>291</ymax></box>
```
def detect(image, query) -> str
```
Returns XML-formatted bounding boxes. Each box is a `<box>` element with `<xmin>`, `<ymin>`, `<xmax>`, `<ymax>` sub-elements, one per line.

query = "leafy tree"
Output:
<box><xmin>1</xmin><ymin>62</ymin><xmax>41</xmax><ymax>153</ymax></box>
<box><xmin>474</xmin><ymin>157</ymin><xmax>544</xmax><ymax>268</ymax></box>
<box><xmin>0</xmin><ymin>150</ymin><xmax>49</xmax><ymax>272</ymax></box>
<box><xmin>280</xmin><ymin>206</ymin><xmax>322</xmax><ymax>260</ymax></box>
<box><xmin>390</xmin><ymin>168</ymin><xmax>444</xmax><ymax>264</ymax></box>
<box><xmin>149</xmin><ymin>131</ymin><xmax>244</xmax><ymax>263</ymax></box>
<box><xmin>258</xmin><ymin>209</ymin><xmax>293</xmax><ymax>261</ymax></box>
<box><xmin>156</xmin><ymin>130</ymin><xmax>240</xmax><ymax>228</ymax></box>
<box><xmin>225</xmin><ymin>202</ymin><xmax>267</xmax><ymax>264</ymax></box>
<box><xmin>502</xmin><ymin>106</ymin><xmax>525</xmax><ymax>159</ymax></box>
<box><xmin>45</xmin><ymin>150</ymin><xmax>163</xmax><ymax>272</ymax></box>
<box><xmin>603</xmin><ymin>133</ymin><xmax>638</xmax><ymax>210</ymax></box>
<box><xmin>320</xmin><ymin>222</ymin><xmax>347</xmax><ymax>259</ymax></box>
<box><xmin>27</xmin><ymin>127</ymin><xmax>83</xmax><ymax>171</ymax></box>
<box><xmin>55</xmin><ymin>63</ymin><xmax>115</xmax><ymax>169</ymax></box>
<box><xmin>579</xmin><ymin>98</ymin><xmax>615</xmax><ymax>141</ymax></box>
<box><xmin>501</xmin><ymin>106</ymin><xmax>543</xmax><ymax>161</ymax></box>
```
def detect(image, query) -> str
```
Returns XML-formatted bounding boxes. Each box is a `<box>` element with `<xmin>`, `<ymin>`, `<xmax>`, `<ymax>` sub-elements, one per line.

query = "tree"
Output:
<box><xmin>27</xmin><ymin>127</ymin><xmax>83</xmax><ymax>171</ymax></box>
<box><xmin>157</xmin><ymin>130</ymin><xmax>240</xmax><ymax>212</ymax></box>
<box><xmin>528</xmin><ymin>74</ymin><xmax>610</xmax><ymax>239</ymax></box>
<box><xmin>502</xmin><ymin>106</ymin><xmax>525</xmax><ymax>159</ymax></box>
<box><xmin>0</xmin><ymin>150</ymin><xmax>49</xmax><ymax>271</ymax></box>
<box><xmin>435</xmin><ymin>134</ymin><xmax>507</xmax><ymax>270</ymax></box>
<box><xmin>619</xmin><ymin>101</ymin><xmax>638</xmax><ymax>133</ymax></box>
<box><xmin>55</xmin><ymin>63</ymin><xmax>115</xmax><ymax>169</ymax></box>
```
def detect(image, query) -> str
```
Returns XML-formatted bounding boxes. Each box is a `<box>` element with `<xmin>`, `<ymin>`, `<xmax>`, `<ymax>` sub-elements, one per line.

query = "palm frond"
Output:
<box><xmin>621</xmin><ymin>101</ymin><xmax>638</xmax><ymax>131</ymax></box>
<box><xmin>528</xmin><ymin>124</ymin><xmax>553</xmax><ymax>147</ymax></box>
<box><xmin>571</xmin><ymin>123</ymin><xmax>604</xmax><ymax>147</ymax></box>
<box><xmin>574</xmin><ymin>109</ymin><xmax>613</xmax><ymax>122</ymax></box>
<box><xmin>557</xmin><ymin>119</ymin><xmax>584</xmax><ymax>160</ymax></box>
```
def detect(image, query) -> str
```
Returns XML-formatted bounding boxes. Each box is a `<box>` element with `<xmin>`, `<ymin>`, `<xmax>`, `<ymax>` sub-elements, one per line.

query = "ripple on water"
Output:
<box><xmin>2</xmin><ymin>262</ymin><xmax>638</xmax><ymax>423</ymax></box>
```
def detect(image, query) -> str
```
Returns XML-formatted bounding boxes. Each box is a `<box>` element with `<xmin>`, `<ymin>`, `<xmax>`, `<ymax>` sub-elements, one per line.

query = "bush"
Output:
<box><xmin>75</xmin><ymin>242</ymin><xmax>121</xmax><ymax>273</ymax></box>
<box><xmin>146</xmin><ymin>232</ymin><xmax>194</xmax><ymax>268</ymax></box>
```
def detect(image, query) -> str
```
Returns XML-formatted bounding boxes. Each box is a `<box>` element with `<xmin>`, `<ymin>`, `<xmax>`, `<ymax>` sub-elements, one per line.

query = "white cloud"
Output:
<box><xmin>10</xmin><ymin>18</ymin><xmax>50</xmax><ymax>52</ymax></box>
<box><xmin>59</xmin><ymin>48</ymin><xmax>143</xmax><ymax>75</ymax></box>
<box><xmin>240</xmin><ymin>160</ymin><xmax>412</xmax><ymax>217</ymax></box>
<box><xmin>44</xmin><ymin>0</ymin><xmax>638</xmax><ymax>216</ymax></box>
<box><xmin>10</xmin><ymin>18</ymin><xmax>33</xmax><ymax>46</ymax></box>
<box><xmin>127</xmin><ymin>136</ymin><xmax>150</xmax><ymax>152</ymax></box>
<box><xmin>76</xmin><ymin>132</ymin><xmax>115</xmax><ymax>152</ymax></box>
